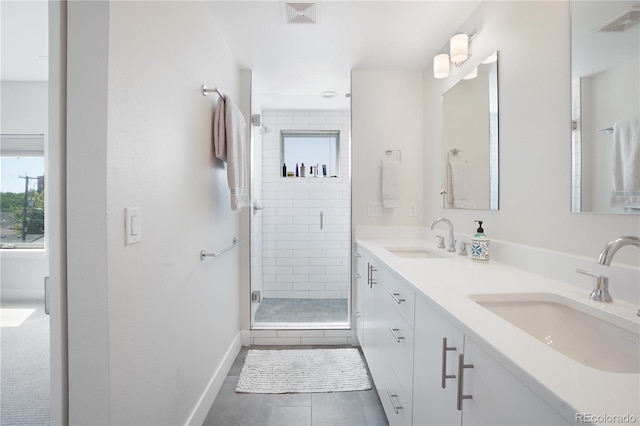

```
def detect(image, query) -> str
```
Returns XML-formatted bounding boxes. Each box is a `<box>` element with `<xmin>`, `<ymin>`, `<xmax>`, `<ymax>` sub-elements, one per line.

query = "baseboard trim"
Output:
<box><xmin>185</xmin><ymin>332</ymin><xmax>241</xmax><ymax>426</ymax></box>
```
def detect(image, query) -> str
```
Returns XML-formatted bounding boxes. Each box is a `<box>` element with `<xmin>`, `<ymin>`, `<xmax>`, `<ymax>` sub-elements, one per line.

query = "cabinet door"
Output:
<box><xmin>362</xmin><ymin>251</ymin><xmax>377</xmax><ymax>372</ymax></box>
<box><xmin>353</xmin><ymin>246</ymin><xmax>365</xmax><ymax>345</ymax></box>
<box><xmin>414</xmin><ymin>296</ymin><xmax>464</xmax><ymax>426</ymax></box>
<box><xmin>461</xmin><ymin>337</ymin><xmax>570</xmax><ymax>426</ymax></box>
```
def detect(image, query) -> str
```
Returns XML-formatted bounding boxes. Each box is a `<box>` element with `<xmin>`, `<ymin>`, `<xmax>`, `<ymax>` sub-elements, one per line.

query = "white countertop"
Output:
<box><xmin>356</xmin><ymin>238</ymin><xmax>640</xmax><ymax>425</ymax></box>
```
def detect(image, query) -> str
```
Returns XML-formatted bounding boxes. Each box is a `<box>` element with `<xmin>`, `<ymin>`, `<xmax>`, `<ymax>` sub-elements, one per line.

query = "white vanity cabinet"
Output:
<box><xmin>374</xmin><ymin>265</ymin><xmax>415</xmax><ymax>426</ymax></box>
<box><xmin>361</xmin><ymin>249</ymin><xmax>378</xmax><ymax>370</ymax></box>
<box><xmin>413</xmin><ymin>296</ymin><xmax>570</xmax><ymax>426</ymax></box>
<box><xmin>413</xmin><ymin>296</ymin><xmax>464</xmax><ymax>426</ymax></box>
<box><xmin>353</xmin><ymin>246</ymin><xmax>365</xmax><ymax>346</ymax></box>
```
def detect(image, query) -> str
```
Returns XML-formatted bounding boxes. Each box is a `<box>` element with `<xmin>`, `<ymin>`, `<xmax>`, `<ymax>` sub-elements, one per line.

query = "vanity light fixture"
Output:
<box><xmin>433</xmin><ymin>54</ymin><xmax>450</xmax><ymax>79</ymax></box>
<box><xmin>450</xmin><ymin>33</ymin><xmax>469</xmax><ymax>63</ymax></box>
<box><xmin>462</xmin><ymin>67</ymin><xmax>478</xmax><ymax>80</ymax></box>
<box><xmin>432</xmin><ymin>32</ymin><xmax>477</xmax><ymax>79</ymax></box>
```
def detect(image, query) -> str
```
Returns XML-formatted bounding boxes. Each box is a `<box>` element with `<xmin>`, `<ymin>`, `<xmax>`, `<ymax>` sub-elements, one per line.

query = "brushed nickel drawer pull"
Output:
<box><xmin>386</xmin><ymin>390</ymin><xmax>403</xmax><ymax>414</ymax></box>
<box><xmin>388</xmin><ymin>326</ymin><xmax>405</xmax><ymax>343</ymax></box>
<box><xmin>388</xmin><ymin>291</ymin><xmax>405</xmax><ymax>304</ymax></box>
<box><xmin>441</xmin><ymin>337</ymin><xmax>457</xmax><ymax>388</ymax></box>
<box><xmin>456</xmin><ymin>353</ymin><xmax>474</xmax><ymax>411</ymax></box>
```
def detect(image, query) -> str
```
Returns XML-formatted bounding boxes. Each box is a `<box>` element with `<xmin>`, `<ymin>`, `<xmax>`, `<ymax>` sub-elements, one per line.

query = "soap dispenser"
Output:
<box><xmin>470</xmin><ymin>220</ymin><xmax>490</xmax><ymax>262</ymax></box>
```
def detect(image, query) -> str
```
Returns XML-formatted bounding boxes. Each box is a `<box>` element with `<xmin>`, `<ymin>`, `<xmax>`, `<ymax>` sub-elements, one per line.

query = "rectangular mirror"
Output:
<box><xmin>442</xmin><ymin>51</ymin><xmax>499</xmax><ymax>210</ymax></box>
<box><xmin>571</xmin><ymin>1</ymin><xmax>640</xmax><ymax>214</ymax></box>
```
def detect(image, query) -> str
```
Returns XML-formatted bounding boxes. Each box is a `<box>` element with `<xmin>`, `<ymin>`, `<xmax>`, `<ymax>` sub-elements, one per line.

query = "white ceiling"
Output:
<box><xmin>0</xmin><ymin>0</ymin><xmax>482</xmax><ymax>109</ymax></box>
<box><xmin>207</xmin><ymin>1</ymin><xmax>480</xmax><ymax>109</ymax></box>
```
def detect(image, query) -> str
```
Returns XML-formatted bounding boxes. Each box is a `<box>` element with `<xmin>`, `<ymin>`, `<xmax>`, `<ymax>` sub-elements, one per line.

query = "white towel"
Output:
<box><xmin>382</xmin><ymin>160</ymin><xmax>400</xmax><ymax>208</ymax></box>
<box><xmin>447</xmin><ymin>161</ymin><xmax>469</xmax><ymax>208</ymax></box>
<box><xmin>213</xmin><ymin>95</ymin><xmax>250</xmax><ymax>211</ymax></box>
<box><xmin>610</xmin><ymin>116</ymin><xmax>640</xmax><ymax>209</ymax></box>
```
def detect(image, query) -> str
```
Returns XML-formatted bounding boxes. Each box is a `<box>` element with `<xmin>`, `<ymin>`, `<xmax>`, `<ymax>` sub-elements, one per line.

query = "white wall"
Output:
<box><xmin>423</xmin><ymin>1</ymin><xmax>640</xmax><ymax>268</ymax></box>
<box><xmin>0</xmin><ymin>81</ymin><xmax>49</xmax><ymax>301</ymax></box>
<box><xmin>66</xmin><ymin>2</ymin><xmax>243</xmax><ymax>424</ymax></box>
<box><xmin>351</xmin><ymin>70</ymin><xmax>424</xmax><ymax>227</ymax></box>
<box><xmin>260</xmin><ymin>110</ymin><xmax>351</xmax><ymax>300</ymax></box>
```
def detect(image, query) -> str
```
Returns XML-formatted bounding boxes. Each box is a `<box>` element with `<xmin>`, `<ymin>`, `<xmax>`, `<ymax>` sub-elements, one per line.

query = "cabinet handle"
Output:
<box><xmin>386</xmin><ymin>390</ymin><xmax>403</xmax><ymax>414</ymax></box>
<box><xmin>441</xmin><ymin>337</ymin><xmax>457</xmax><ymax>388</ymax></box>
<box><xmin>368</xmin><ymin>264</ymin><xmax>377</xmax><ymax>288</ymax></box>
<box><xmin>354</xmin><ymin>252</ymin><xmax>362</xmax><ymax>258</ymax></box>
<box><xmin>388</xmin><ymin>326</ymin><xmax>405</xmax><ymax>343</ymax></box>
<box><xmin>388</xmin><ymin>291</ymin><xmax>405</xmax><ymax>304</ymax></box>
<box><xmin>456</xmin><ymin>353</ymin><xmax>474</xmax><ymax>411</ymax></box>
<box><xmin>353</xmin><ymin>273</ymin><xmax>362</xmax><ymax>279</ymax></box>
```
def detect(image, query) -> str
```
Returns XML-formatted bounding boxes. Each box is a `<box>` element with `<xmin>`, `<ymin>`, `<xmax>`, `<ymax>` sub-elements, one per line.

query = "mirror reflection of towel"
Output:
<box><xmin>382</xmin><ymin>160</ymin><xmax>400</xmax><ymax>208</ymax></box>
<box><xmin>448</xmin><ymin>161</ymin><xmax>469</xmax><ymax>208</ymax></box>
<box><xmin>611</xmin><ymin>116</ymin><xmax>640</xmax><ymax>209</ymax></box>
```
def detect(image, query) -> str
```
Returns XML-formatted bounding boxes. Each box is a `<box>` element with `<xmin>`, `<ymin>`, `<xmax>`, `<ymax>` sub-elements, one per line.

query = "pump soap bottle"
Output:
<box><xmin>470</xmin><ymin>220</ymin><xmax>490</xmax><ymax>262</ymax></box>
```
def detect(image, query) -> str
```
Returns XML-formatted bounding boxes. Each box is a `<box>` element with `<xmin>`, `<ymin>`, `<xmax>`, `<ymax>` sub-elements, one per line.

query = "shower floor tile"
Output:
<box><xmin>254</xmin><ymin>298</ymin><xmax>348</xmax><ymax>324</ymax></box>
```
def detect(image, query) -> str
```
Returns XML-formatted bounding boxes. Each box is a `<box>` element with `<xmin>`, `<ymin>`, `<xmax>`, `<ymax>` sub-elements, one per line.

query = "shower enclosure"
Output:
<box><xmin>250</xmin><ymin>109</ymin><xmax>351</xmax><ymax>329</ymax></box>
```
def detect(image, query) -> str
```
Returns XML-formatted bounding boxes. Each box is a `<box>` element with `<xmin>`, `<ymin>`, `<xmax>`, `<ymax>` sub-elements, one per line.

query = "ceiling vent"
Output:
<box><xmin>285</xmin><ymin>3</ymin><xmax>316</xmax><ymax>24</ymax></box>
<box><xmin>593</xmin><ymin>5</ymin><xmax>640</xmax><ymax>32</ymax></box>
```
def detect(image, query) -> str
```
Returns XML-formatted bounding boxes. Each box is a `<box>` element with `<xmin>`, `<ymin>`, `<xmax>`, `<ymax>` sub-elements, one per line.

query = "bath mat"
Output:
<box><xmin>235</xmin><ymin>348</ymin><xmax>372</xmax><ymax>394</ymax></box>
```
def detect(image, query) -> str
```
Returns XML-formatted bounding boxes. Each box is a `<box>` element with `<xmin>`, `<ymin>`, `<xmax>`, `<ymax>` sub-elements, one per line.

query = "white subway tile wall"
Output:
<box><xmin>260</xmin><ymin>109</ymin><xmax>351</xmax><ymax>300</ymax></box>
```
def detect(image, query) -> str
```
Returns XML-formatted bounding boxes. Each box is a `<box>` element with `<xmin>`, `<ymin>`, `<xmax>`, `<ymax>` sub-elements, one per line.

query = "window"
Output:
<box><xmin>281</xmin><ymin>130</ymin><xmax>340</xmax><ymax>177</ymax></box>
<box><xmin>1</xmin><ymin>135</ymin><xmax>45</xmax><ymax>249</ymax></box>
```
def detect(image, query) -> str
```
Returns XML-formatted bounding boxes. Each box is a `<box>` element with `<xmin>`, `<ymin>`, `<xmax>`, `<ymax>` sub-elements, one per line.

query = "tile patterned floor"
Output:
<box><xmin>254</xmin><ymin>299</ymin><xmax>349</xmax><ymax>324</ymax></box>
<box><xmin>203</xmin><ymin>346</ymin><xmax>388</xmax><ymax>426</ymax></box>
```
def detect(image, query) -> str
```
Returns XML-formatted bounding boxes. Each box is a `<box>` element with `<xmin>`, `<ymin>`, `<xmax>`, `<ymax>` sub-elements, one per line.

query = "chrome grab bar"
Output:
<box><xmin>200</xmin><ymin>237</ymin><xmax>245</xmax><ymax>260</ymax></box>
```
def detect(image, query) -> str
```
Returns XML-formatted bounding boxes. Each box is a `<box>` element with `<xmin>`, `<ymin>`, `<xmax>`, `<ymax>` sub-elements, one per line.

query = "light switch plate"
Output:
<box><xmin>125</xmin><ymin>207</ymin><xmax>142</xmax><ymax>245</ymax></box>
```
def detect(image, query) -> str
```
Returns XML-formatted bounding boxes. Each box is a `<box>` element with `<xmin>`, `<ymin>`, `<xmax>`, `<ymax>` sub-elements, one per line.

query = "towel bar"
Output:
<box><xmin>202</xmin><ymin>85</ymin><xmax>224</xmax><ymax>98</ymax></box>
<box><xmin>201</xmin><ymin>237</ymin><xmax>245</xmax><ymax>260</ymax></box>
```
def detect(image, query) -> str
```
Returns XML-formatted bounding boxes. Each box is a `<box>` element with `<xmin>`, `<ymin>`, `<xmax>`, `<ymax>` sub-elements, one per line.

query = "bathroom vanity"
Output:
<box><xmin>354</xmin><ymin>238</ymin><xmax>640</xmax><ymax>426</ymax></box>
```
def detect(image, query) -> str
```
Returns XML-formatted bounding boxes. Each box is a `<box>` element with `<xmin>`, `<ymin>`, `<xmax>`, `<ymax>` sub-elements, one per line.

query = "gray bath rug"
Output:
<box><xmin>235</xmin><ymin>348</ymin><xmax>372</xmax><ymax>394</ymax></box>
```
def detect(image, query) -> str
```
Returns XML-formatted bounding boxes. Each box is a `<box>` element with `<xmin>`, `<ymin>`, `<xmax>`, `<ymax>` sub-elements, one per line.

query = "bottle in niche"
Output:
<box><xmin>470</xmin><ymin>220</ymin><xmax>490</xmax><ymax>262</ymax></box>
<box><xmin>322</xmin><ymin>164</ymin><xmax>327</xmax><ymax>176</ymax></box>
<box><xmin>282</xmin><ymin>163</ymin><xmax>287</xmax><ymax>177</ymax></box>
<box><xmin>300</xmin><ymin>163</ymin><xmax>306</xmax><ymax>177</ymax></box>
<box><xmin>295</xmin><ymin>163</ymin><xmax>299</xmax><ymax>177</ymax></box>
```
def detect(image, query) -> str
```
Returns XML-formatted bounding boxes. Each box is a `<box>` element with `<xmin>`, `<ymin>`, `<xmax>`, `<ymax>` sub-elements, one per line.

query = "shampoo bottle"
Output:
<box><xmin>470</xmin><ymin>220</ymin><xmax>490</xmax><ymax>262</ymax></box>
<box><xmin>283</xmin><ymin>163</ymin><xmax>287</xmax><ymax>177</ymax></box>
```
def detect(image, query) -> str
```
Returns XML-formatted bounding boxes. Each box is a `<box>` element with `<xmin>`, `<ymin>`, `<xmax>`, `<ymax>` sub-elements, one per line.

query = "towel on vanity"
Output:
<box><xmin>447</xmin><ymin>161</ymin><xmax>470</xmax><ymax>208</ymax></box>
<box><xmin>610</xmin><ymin>116</ymin><xmax>640</xmax><ymax>209</ymax></box>
<box><xmin>213</xmin><ymin>95</ymin><xmax>250</xmax><ymax>211</ymax></box>
<box><xmin>382</xmin><ymin>160</ymin><xmax>400</xmax><ymax>208</ymax></box>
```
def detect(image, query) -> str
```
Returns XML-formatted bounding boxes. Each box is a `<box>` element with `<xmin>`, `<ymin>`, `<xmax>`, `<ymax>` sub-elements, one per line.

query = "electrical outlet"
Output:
<box><xmin>367</xmin><ymin>201</ymin><xmax>382</xmax><ymax>217</ymax></box>
<box><xmin>408</xmin><ymin>202</ymin><xmax>418</xmax><ymax>217</ymax></box>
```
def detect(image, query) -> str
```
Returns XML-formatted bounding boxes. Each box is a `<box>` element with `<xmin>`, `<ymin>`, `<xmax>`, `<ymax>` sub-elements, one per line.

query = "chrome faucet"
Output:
<box><xmin>597</xmin><ymin>236</ymin><xmax>640</xmax><ymax>266</ymax></box>
<box><xmin>596</xmin><ymin>236</ymin><xmax>640</xmax><ymax>316</ymax></box>
<box><xmin>430</xmin><ymin>217</ymin><xmax>456</xmax><ymax>252</ymax></box>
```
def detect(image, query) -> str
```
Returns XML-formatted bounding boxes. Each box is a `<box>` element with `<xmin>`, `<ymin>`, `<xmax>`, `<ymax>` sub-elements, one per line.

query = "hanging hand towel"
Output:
<box><xmin>213</xmin><ymin>95</ymin><xmax>250</xmax><ymax>211</ymax></box>
<box><xmin>382</xmin><ymin>160</ymin><xmax>400</xmax><ymax>208</ymax></box>
<box><xmin>448</xmin><ymin>161</ymin><xmax>470</xmax><ymax>208</ymax></box>
<box><xmin>610</xmin><ymin>116</ymin><xmax>640</xmax><ymax>209</ymax></box>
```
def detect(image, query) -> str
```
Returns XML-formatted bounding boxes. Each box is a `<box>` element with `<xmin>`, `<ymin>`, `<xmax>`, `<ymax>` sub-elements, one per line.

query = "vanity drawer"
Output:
<box><xmin>378</xmin><ymin>363</ymin><xmax>413</xmax><ymax>426</ymax></box>
<box><xmin>381</xmin><ymin>272</ymin><xmax>415</xmax><ymax>328</ymax></box>
<box><xmin>378</xmin><ymin>294</ymin><xmax>414</xmax><ymax>396</ymax></box>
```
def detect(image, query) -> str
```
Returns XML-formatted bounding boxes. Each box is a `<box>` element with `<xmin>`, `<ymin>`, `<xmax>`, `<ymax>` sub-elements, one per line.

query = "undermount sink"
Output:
<box><xmin>469</xmin><ymin>293</ymin><xmax>640</xmax><ymax>374</ymax></box>
<box><xmin>385</xmin><ymin>247</ymin><xmax>448</xmax><ymax>259</ymax></box>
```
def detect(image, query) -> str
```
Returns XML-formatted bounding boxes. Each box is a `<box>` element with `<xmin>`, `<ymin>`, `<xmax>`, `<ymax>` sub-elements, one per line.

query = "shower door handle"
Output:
<box><xmin>320</xmin><ymin>210</ymin><xmax>323</xmax><ymax>230</ymax></box>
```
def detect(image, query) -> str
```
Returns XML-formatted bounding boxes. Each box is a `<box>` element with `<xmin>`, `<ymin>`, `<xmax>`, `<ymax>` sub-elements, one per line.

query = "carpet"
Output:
<box><xmin>235</xmin><ymin>348</ymin><xmax>372</xmax><ymax>394</ymax></box>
